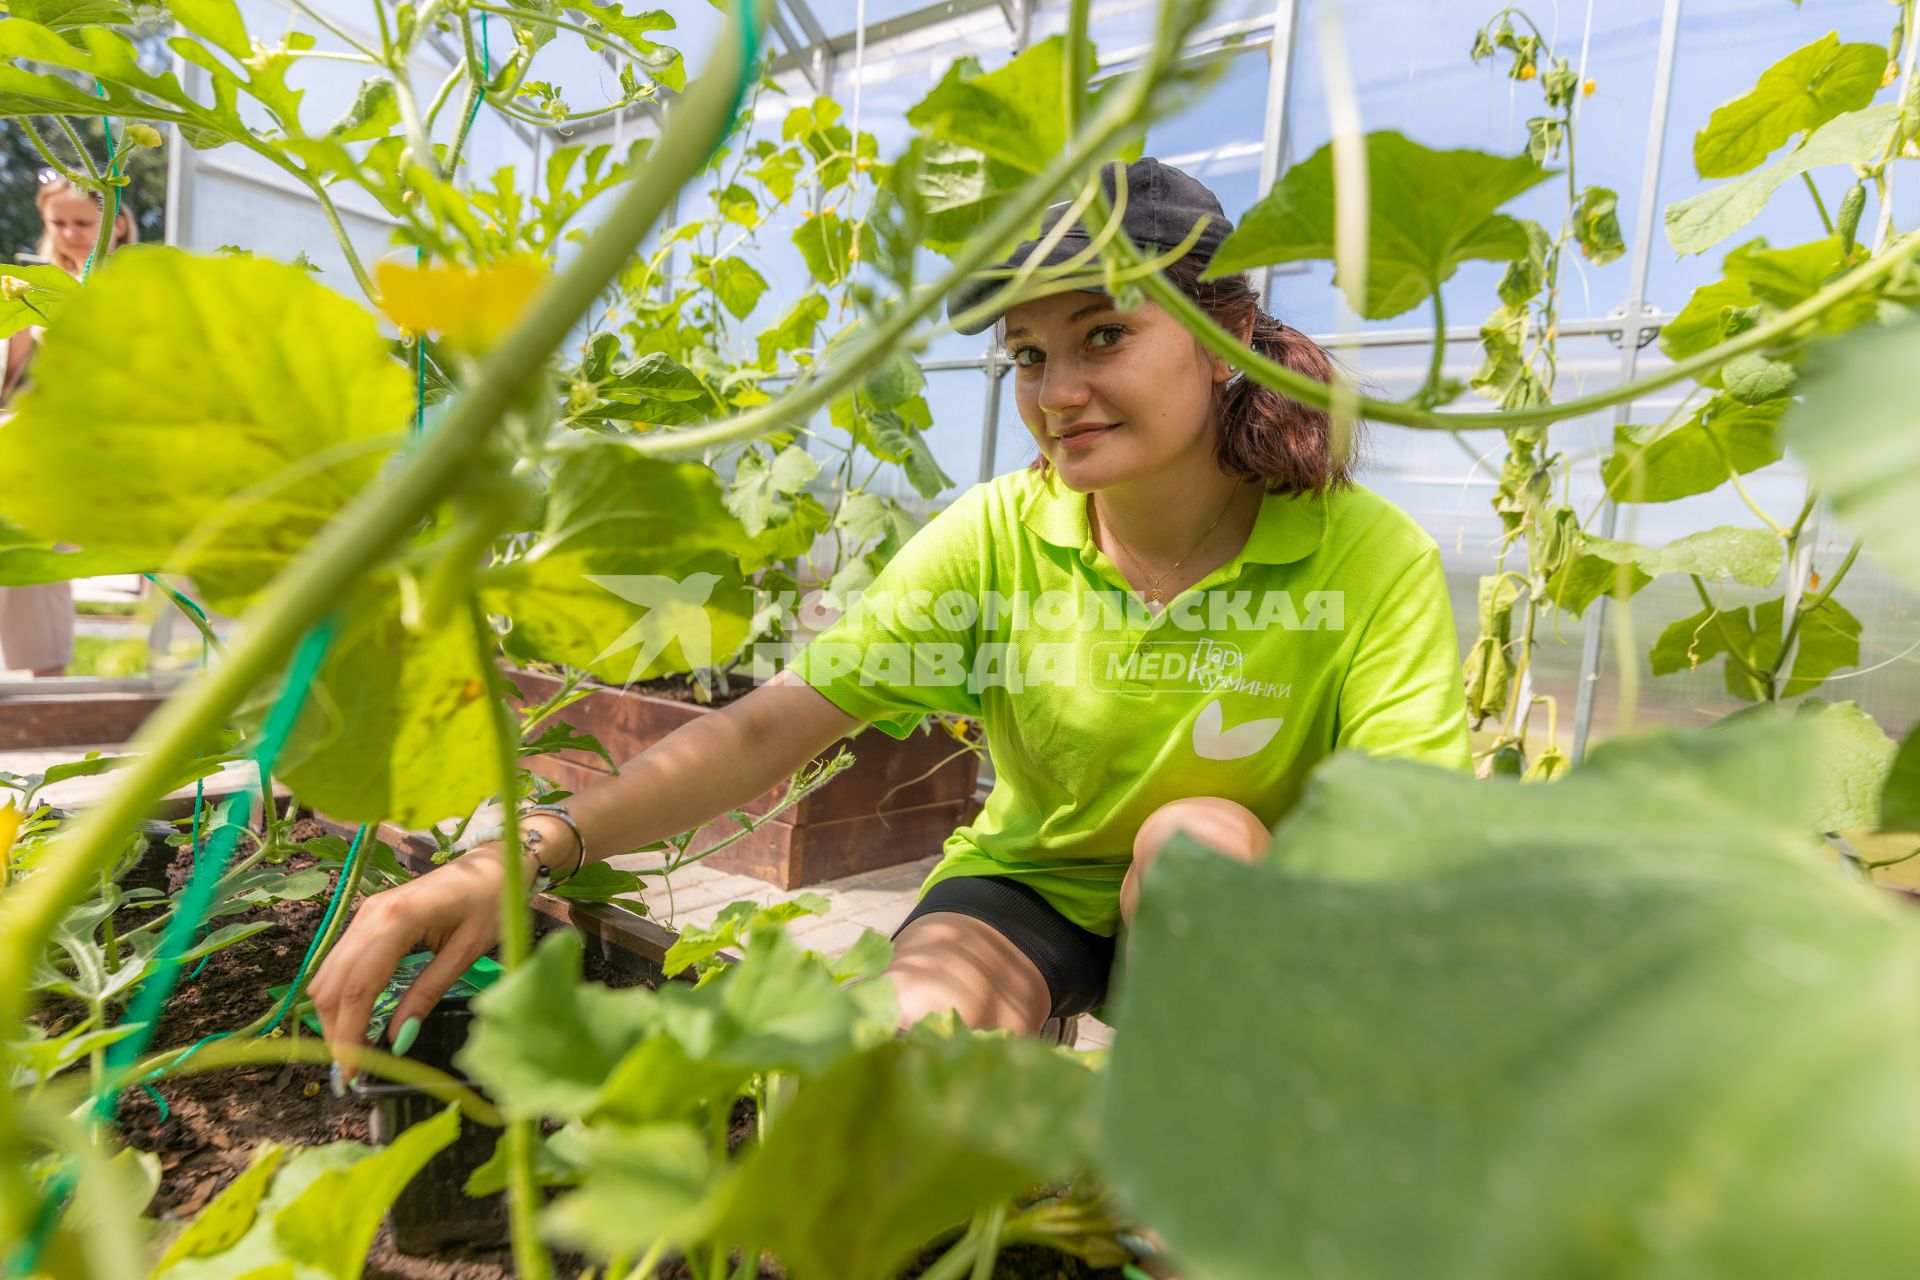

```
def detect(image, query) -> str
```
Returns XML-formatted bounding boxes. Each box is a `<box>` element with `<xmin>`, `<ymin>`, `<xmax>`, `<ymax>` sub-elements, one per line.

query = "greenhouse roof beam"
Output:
<box><xmin>767</xmin><ymin>0</ymin><xmax>1006</xmax><ymax>73</ymax></box>
<box><xmin>768</xmin><ymin>4</ymin><xmax>828</xmax><ymax>94</ymax></box>
<box><xmin>782</xmin><ymin>0</ymin><xmax>834</xmax><ymax>54</ymax></box>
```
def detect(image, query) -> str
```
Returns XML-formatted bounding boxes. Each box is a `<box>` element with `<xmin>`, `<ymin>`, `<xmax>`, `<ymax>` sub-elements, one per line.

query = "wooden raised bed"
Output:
<box><xmin>0</xmin><ymin>686</ymin><xmax>166</xmax><ymax>748</ymax></box>
<box><xmin>506</xmin><ymin>668</ymin><xmax>982</xmax><ymax>889</ymax></box>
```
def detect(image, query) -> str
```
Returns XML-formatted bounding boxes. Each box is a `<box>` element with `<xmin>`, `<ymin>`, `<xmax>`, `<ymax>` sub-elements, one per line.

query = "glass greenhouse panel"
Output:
<box><xmin>1281</xmin><ymin>0</ymin><xmax>1668</xmax><ymax>335</ymax></box>
<box><xmin>1648</xmin><ymin>0</ymin><xmax>1920</xmax><ymax>304</ymax></box>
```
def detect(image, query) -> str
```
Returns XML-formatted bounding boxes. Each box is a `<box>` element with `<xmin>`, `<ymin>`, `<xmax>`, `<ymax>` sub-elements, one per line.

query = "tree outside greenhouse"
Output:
<box><xmin>2</xmin><ymin>0</ymin><xmax>1919</xmax><ymax>1277</ymax></box>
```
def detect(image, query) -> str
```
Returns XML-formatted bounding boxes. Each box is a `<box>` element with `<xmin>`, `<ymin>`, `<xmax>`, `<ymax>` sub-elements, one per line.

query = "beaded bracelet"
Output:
<box><xmin>458</xmin><ymin>803</ymin><xmax>588</xmax><ymax>891</ymax></box>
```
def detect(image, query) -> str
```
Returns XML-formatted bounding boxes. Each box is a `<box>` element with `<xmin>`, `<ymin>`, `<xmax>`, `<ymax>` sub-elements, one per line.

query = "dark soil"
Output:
<box><xmin>580</xmin><ymin>670</ymin><xmax>754</xmax><ymax>710</ymax></box>
<box><xmin>28</xmin><ymin>824</ymin><xmax>1123</xmax><ymax>1280</ymax></box>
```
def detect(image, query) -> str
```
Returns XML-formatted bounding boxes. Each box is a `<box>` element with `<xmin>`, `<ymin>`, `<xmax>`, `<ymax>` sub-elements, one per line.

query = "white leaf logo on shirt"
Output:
<box><xmin>1191</xmin><ymin>699</ymin><xmax>1285</xmax><ymax>761</ymax></box>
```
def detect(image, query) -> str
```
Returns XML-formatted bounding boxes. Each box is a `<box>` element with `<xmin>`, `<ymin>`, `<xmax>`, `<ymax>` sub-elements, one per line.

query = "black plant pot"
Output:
<box><xmin>352</xmin><ymin>996</ymin><xmax>510</xmax><ymax>1254</ymax></box>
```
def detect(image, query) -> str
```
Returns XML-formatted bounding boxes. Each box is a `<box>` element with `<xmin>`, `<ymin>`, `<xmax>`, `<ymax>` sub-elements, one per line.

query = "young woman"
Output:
<box><xmin>1</xmin><ymin>169</ymin><xmax>138</xmax><ymax>677</ymax></box>
<box><xmin>309</xmin><ymin>159</ymin><xmax>1471</xmax><ymax>1076</ymax></box>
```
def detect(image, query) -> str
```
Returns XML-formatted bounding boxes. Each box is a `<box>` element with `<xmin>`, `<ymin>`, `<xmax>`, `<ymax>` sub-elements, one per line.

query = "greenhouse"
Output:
<box><xmin>3</xmin><ymin>0</ymin><xmax>1919</xmax><ymax>1276</ymax></box>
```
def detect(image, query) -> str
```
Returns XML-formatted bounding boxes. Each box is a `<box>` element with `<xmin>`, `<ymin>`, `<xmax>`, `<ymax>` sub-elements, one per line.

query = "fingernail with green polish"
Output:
<box><xmin>393</xmin><ymin>1016</ymin><xmax>421</xmax><ymax>1057</ymax></box>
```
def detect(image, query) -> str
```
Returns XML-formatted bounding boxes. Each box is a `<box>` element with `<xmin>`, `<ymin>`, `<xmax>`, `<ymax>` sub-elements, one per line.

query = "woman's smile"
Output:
<box><xmin>1053</xmin><ymin>421</ymin><xmax>1120</xmax><ymax>451</ymax></box>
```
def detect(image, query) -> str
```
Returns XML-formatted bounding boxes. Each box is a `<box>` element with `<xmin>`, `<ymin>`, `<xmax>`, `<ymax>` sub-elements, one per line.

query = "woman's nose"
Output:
<box><xmin>1037</xmin><ymin>361</ymin><xmax>1092</xmax><ymax>417</ymax></box>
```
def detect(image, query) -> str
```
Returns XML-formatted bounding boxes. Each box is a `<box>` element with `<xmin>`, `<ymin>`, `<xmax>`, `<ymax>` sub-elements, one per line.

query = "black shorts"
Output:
<box><xmin>892</xmin><ymin>874</ymin><xmax>1117</xmax><ymax>1019</ymax></box>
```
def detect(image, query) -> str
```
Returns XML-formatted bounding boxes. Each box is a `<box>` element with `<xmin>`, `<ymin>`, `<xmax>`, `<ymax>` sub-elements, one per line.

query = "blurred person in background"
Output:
<box><xmin>1</xmin><ymin>168</ymin><xmax>137</xmax><ymax>677</ymax></box>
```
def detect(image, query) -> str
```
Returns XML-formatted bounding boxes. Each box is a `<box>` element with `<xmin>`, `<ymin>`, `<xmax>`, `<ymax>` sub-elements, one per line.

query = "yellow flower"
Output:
<box><xmin>1518</xmin><ymin>63</ymin><xmax>1536</xmax><ymax>80</ymax></box>
<box><xmin>1582</xmin><ymin>78</ymin><xmax>1596</xmax><ymax>96</ymax></box>
<box><xmin>125</xmin><ymin>123</ymin><xmax>163</xmax><ymax>148</ymax></box>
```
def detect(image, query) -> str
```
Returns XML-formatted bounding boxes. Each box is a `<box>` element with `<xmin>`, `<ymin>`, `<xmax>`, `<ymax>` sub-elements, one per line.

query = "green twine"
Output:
<box><xmin>140</xmin><ymin>1083</ymin><xmax>169</xmax><ymax>1123</ymax></box>
<box><xmin>703</xmin><ymin>0</ymin><xmax>763</xmax><ymax>173</ymax></box>
<box><xmin>143</xmin><ymin>574</ymin><xmax>220</xmax><ymax>979</ymax></box>
<box><xmin>98</xmin><ymin>619</ymin><xmax>339</xmax><ymax>1118</ymax></box>
<box><xmin>9</xmin><ymin>9</ymin><xmax>766</xmax><ymax>1273</ymax></box>
<box><xmin>80</xmin><ymin>82</ymin><xmax>119</xmax><ymax>282</ymax></box>
<box><xmin>260</xmin><ymin>821</ymin><xmax>372</xmax><ymax>1034</ymax></box>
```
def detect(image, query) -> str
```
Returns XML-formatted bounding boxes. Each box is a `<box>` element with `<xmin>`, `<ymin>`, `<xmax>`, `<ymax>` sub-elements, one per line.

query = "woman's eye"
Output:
<box><xmin>1089</xmin><ymin>324</ymin><xmax>1125</xmax><ymax>349</ymax></box>
<box><xmin>1009</xmin><ymin>346</ymin><xmax>1043</xmax><ymax>368</ymax></box>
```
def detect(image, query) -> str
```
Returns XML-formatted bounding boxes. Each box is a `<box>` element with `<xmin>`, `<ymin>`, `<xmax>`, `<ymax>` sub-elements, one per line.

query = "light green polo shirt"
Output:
<box><xmin>786</xmin><ymin>465</ymin><xmax>1471</xmax><ymax>936</ymax></box>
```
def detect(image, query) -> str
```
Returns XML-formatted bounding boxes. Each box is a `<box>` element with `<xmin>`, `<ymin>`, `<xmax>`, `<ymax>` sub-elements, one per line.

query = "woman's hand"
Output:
<box><xmin>307</xmin><ymin>846</ymin><xmax>524</xmax><ymax>1085</ymax></box>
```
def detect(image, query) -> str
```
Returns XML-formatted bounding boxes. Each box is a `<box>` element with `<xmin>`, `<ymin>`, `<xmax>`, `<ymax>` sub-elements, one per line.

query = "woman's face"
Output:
<box><xmin>42</xmin><ymin>191</ymin><xmax>105</xmax><ymax>267</ymax></box>
<box><xmin>1004</xmin><ymin>288</ymin><xmax>1228</xmax><ymax>492</ymax></box>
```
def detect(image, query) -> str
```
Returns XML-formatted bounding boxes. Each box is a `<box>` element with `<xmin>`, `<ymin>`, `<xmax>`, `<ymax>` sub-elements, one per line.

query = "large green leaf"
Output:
<box><xmin>715</xmin><ymin>1034</ymin><xmax>1098</xmax><ymax>1280</ymax></box>
<box><xmin>1666</xmin><ymin>105</ymin><xmax>1898</xmax><ymax>256</ymax></box>
<box><xmin>0</xmin><ymin>516</ymin><xmax>154</xmax><ymax>585</ymax></box>
<box><xmin>9</xmin><ymin>0</ymin><xmax>135</xmax><ymax>30</ymax></box>
<box><xmin>904</xmin><ymin>37</ymin><xmax>1079</xmax><ymax>176</ymax></box>
<box><xmin>1793</xmin><ymin>697</ymin><xmax>1897</xmax><ymax>832</ymax></box>
<box><xmin>575</xmin><ymin>351</ymin><xmax>719</xmax><ymax>427</ymax></box>
<box><xmin>1550</xmin><ymin>525</ymin><xmax>1783</xmax><ymax>615</ymax></box>
<box><xmin>1207</xmin><ymin>132</ymin><xmax>1554</xmax><ymax>319</ymax></box>
<box><xmin>792</xmin><ymin>210</ymin><xmax>856</xmax><ymax>288</ymax></box>
<box><xmin>836</xmin><ymin>492</ymin><xmax>922</xmax><ymax>561</ymax></box>
<box><xmin>0</xmin><ymin>251</ymin><xmax>408</xmax><ymax>614</ymax></box>
<box><xmin>574</xmin><ymin>0</ymin><xmax>683</xmax><ymax>91</ymax></box>
<box><xmin>1784</xmin><ymin>316</ymin><xmax>1920</xmax><ymax>591</ymax></box>
<box><xmin>156</xmin><ymin>1110</ymin><xmax>459</xmax><ymax>1279</ymax></box>
<box><xmin>1650</xmin><ymin>595</ymin><xmax>1861</xmax><ymax>701</ymax></box>
<box><xmin>462</xmin><ymin>930</ymin><xmax>663</xmax><ymax>1122</ymax></box>
<box><xmin>1104</xmin><ymin>717</ymin><xmax>1920</xmax><ymax>1280</ymax></box>
<box><xmin>271</xmin><ymin>1109</ymin><xmax>462</xmax><ymax>1279</ymax></box>
<box><xmin>885</xmin><ymin>137</ymin><xmax>1032</xmax><ymax>262</ymax></box>
<box><xmin>655</xmin><ymin>925</ymin><xmax>892</xmax><ymax>1082</ymax></box>
<box><xmin>540</xmin><ymin>1121</ymin><xmax>721</xmax><ymax>1258</ymax></box>
<box><xmin>1883</xmin><ymin>725</ymin><xmax>1920</xmax><ymax>833</ymax></box>
<box><xmin>167</xmin><ymin>0</ymin><xmax>253</xmax><ymax>62</ymax></box>
<box><xmin>724</xmin><ymin>444</ymin><xmax>820</xmax><ymax>537</ymax></box>
<box><xmin>1694</xmin><ymin>34</ymin><xmax>1888</xmax><ymax>178</ymax></box>
<box><xmin>1603</xmin><ymin>395</ymin><xmax>1787</xmax><ymax>503</ymax></box>
<box><xmin>271</xmin><ymin>585</ymin><xmax>497</xmax><ymax>828</ymax></box>
<box><xmin>755</xmin><ymin>292</ymin><xmax>828</xmax><ymax>369</ymax></box>
<box><xmin>482</xmin><ymin>446</ymin><xmax>756</xmax><ymax>683</ymax></box>
<box><xmin>1661</xmin><ymin>236</ymin><xmax>1876</xmax><ymax>364</ymax></box>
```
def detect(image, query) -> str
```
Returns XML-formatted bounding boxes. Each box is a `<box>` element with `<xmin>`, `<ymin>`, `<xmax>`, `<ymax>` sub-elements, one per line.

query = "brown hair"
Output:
<box><xmin>1027</xmin><ymin>253</ymin><xmax>1365</xmax><ymax>495</ymax></box>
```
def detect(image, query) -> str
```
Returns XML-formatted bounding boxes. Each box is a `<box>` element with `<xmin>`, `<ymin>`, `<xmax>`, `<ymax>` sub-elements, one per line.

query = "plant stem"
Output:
<box><xmin>1687</xmin><ymin>575</ymin><xmax>1768</xmax><ymax>685</ymax></box>
<box><xmin>1775</xmin><ymin>537</ymin><xmax>1863</xmax><ymax>664</ymax></box>
<box><xmin>1873</xmin><ymin>0</ymin><xmax>1920</xmax><ymax>253</ymax></box>
<box><xmin>18</xmin><ymin>117</ymin><xmax>92</xmax><ymax>189</ymax></box>
<box><xmin>1802</xmin><ymin>172</ymin><xmax>1835</xmax><ymax>235</ymax></box>
<box><xmin>968</xmin><ymin>1204</ymin><xmax>1006</xmax><ymax>1280</ymax></box>
<box><xmin>1420</xmin><ymin>286</ymin><xmax>1446</xmax><ymax>404</ymax></box>
<box><xmin>472</xmin><ymin>594</ymin><xmax>551</xmax><ymax>1280</ymax></box>
<box><xmin>0</xmin><ymin>7</ymin><xmax>755</xmax><ymax>1241</ymax></box>
<box><xmin>424</xmin><ymin>57</ymin><xmax>471</xmax><ymax>130</ymax></box>
<box><xmin>469</xmin><ymin>2</ymin><xmax>668</xmax><ymax>73</ymax></box>
<box><xmin>620</xmin><ymin>1240</ymin><xmax>668</xmax><ymax>1280</ymax></box>
<box><xmin>1132</xmin><ymin>226</ymin><xmax>1920</xmax><ymax>433</ymax></box>
<box><xmin>53</xmin><ymin>117</ymin><xmax>101</xmax><ymax>183</ymax></box>
<box><xmin>287</xmin><ymin>0</ymin><xmax>380</xmax><ymax>58</ymax></box>
<box><xmin>114</xmin><ymin>1031</ymin><xmax>503</xmax><ymax>1123</ymax></box>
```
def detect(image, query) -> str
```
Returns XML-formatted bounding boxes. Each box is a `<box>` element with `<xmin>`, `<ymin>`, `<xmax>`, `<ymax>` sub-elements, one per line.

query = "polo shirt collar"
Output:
<box><xmin>1020</xmin><ymin>471</ymin><xmax>1329</xmax><ymax>567</ymax></box>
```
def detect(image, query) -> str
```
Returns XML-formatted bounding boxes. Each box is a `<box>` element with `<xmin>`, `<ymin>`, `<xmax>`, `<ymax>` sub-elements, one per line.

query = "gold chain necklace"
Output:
<box><xmin>1095</xmin><ymin>488</ymin><xmax>1240</xmax><ymax>612</ymax></box>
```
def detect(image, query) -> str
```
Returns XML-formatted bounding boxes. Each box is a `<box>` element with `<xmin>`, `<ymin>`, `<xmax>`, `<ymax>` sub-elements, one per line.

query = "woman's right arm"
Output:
<box><xmin>308</xmin><ymin>667</ymin><xmax>863</xmax><ymax>1078</ymax></box>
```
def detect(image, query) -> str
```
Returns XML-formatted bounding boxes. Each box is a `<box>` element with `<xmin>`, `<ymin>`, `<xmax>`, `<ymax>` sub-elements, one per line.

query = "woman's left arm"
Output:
<box><xmin>1332</xmin><ymin>545</ymin><xmax>1474</xmax><ymax>771</ymax></box>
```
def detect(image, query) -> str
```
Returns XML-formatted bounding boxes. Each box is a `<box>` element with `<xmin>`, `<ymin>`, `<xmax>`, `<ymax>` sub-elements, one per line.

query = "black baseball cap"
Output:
<box><xmin>945</xmin><ymin>156</ymin><xmax>1235</xmax><ymax>336</ymax></box>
